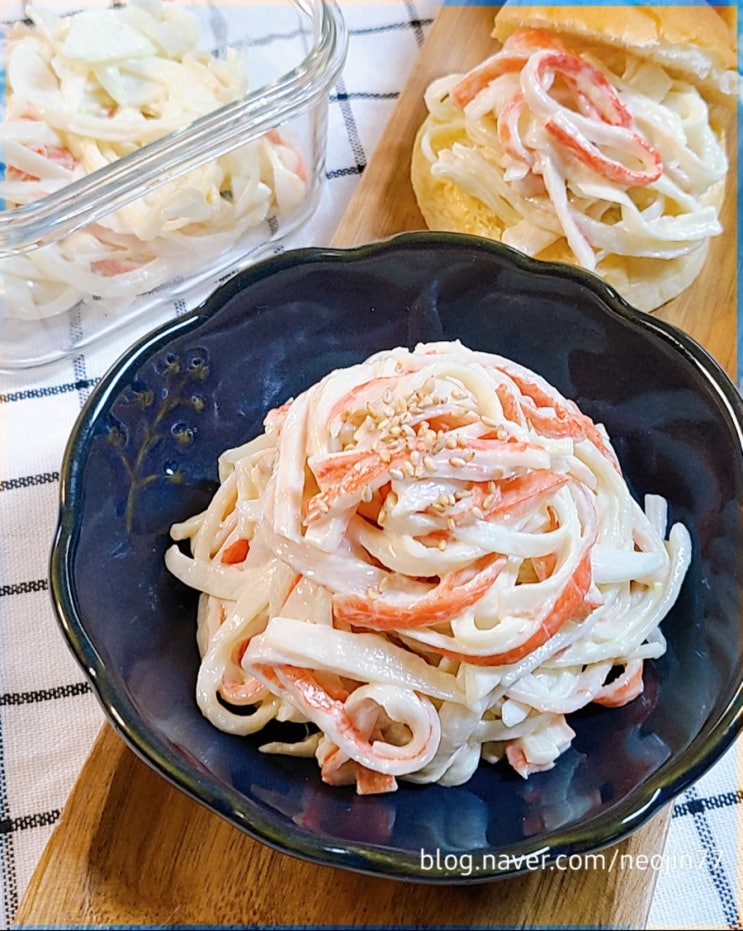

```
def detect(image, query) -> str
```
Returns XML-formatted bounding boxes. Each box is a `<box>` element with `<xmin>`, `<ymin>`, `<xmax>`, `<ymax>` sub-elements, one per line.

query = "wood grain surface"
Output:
<box><xmin>16</xmin><ymin>723</ymin><xmax>672</xmax><ymax>928</ymax></box>
<box><xmin>16</xmin><ymin>5</ymin><xmax>737</xmax><ymax>927</ymax></box>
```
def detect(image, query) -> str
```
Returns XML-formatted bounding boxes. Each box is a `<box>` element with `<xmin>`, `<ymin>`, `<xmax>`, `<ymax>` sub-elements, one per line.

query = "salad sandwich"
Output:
<box><xmin>411</xmin><ymin>3</ymin><xmax>736</xmax><ymax>311</ymax></box>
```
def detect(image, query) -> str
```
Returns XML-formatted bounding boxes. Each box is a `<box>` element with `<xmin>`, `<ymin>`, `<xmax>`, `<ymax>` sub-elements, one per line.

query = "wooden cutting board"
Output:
<box><xmin>16</xmin><ymin>5</ymin><xmax>737</xmax><ymax>927</ymax></box>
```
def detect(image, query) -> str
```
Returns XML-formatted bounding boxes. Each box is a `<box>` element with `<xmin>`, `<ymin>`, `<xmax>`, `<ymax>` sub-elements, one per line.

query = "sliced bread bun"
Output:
<box><xmin>492</xmin><ymin>4</ymin><xmax>737</xmax><ymax>104</ymax></box>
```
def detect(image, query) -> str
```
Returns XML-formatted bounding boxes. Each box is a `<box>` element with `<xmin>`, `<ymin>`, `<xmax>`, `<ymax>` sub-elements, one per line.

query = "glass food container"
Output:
<box><xmin>0</xmin><ymin>0</ymin><xmax>348</xmax><ymax>370</ymax></box>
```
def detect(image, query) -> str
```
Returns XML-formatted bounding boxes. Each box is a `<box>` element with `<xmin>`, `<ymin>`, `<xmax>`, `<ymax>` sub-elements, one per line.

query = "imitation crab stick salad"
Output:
<box><xmin>165</xmin><ymin>341</ymin><xmax>692</xmax><ymax>795</ymax></box>
<box><xmin>1</xmin><ymin>0</ymin><xmax>308</xmax><ymax>320</ymax></box>
<box><xmin>411</xmin><ymin>21</ymin><xmax>730</xmax><ymax>312</ymax></box>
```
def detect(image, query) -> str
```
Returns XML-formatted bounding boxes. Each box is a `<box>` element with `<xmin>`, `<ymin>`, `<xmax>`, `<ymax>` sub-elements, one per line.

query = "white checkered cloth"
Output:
<box><xmin>0</xmin><ymin>2</ymin><xmax>739</xmax><ymax>928</ymax></box>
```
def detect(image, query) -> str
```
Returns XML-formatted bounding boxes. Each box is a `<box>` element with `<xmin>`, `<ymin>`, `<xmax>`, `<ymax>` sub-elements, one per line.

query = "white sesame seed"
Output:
<box><xmin>389</xmin><ymin>467</ymin><xmax>404</xmax><ymax>480</ymax></box>
<box><xmin>449</xmin><ymin>456</ymin><xmax>466</xmax><ymax>468</ymax></box>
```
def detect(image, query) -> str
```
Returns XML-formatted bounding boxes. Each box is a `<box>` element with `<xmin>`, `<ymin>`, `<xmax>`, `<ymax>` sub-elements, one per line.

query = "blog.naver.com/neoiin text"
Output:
<box><xmin>419</xmin><ymin>847</ymin><xmax>724</xmax><ymax>877</ymax></box>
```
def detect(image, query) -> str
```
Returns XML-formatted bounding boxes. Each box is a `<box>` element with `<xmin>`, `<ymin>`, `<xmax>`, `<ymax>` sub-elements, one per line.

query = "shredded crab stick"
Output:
<box><xmin>452</xmin><ymin>27</ymin><xmax>663</xmax><ymax>190</ymax></box>
<box><xmin>332</xmin><ymin>554</ymin><xmax>509</xmax><ymax>630</ymax></box>
<box><xmin>519</xmin><ymin>49</ymin><xmax>663</xmax><ymax>187</ymax></box>
<box><xmin>166</xmin><ymin>341</ymin><xmax>692</xmax><ymax>793</ymax></box>
<box><xmin>449</xmin><ymin>28</ymin><xmax>573</xmax><ymax>110</ymax></box>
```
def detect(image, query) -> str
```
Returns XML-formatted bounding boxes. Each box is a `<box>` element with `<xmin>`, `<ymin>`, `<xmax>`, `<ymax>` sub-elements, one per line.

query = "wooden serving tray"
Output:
<box><xmin>16</xmin><ymin>5</ymin><xmax>736</xmax><ymax>926</ymax></box>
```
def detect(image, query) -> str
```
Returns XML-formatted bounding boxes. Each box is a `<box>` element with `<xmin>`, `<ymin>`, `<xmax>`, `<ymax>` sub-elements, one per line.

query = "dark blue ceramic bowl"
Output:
<box><xmin>51</xmin><ymin>232</ymin><xmax>742</xmax><ymax>882</ymax></box>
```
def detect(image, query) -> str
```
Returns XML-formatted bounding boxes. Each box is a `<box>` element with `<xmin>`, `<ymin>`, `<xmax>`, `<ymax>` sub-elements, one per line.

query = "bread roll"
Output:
<box><xmin>411</xmin><ymin>4</ymin><xmax>735</xmax><ymax>312</ymax></box>
<box><xmin>493</xmin><ymin>5</ymin><xmax>737</xmax><ymax>104</ymax></box>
